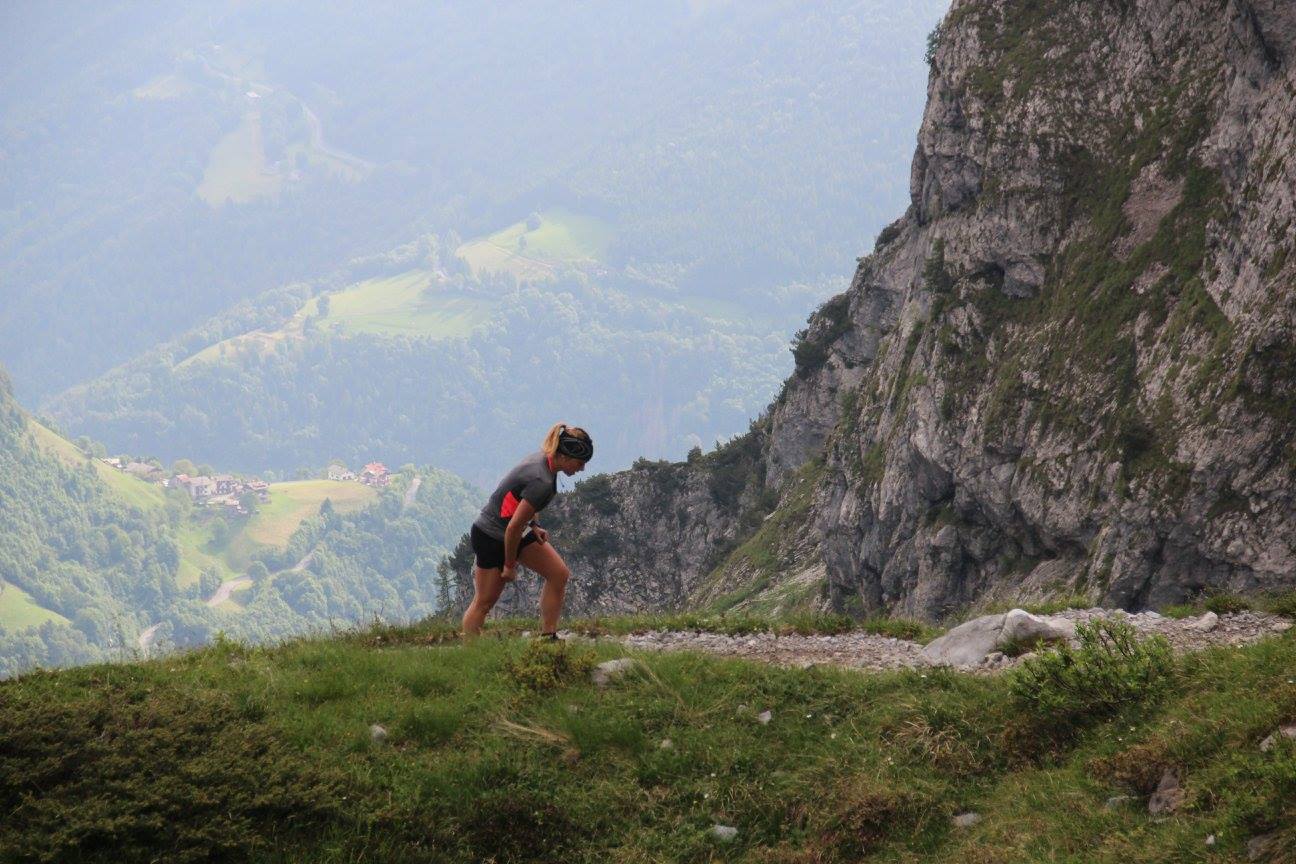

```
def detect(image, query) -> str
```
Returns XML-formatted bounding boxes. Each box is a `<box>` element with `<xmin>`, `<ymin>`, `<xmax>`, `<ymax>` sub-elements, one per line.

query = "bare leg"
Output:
<box><xmin>519</xmin><ymin>542</ymin><xmax>571</xmax><ymax>634</ymax></box>
<box><xmin>462</xmin><ymin>565</ymin><xmax>505</xmax><ymax>637</ymax></box>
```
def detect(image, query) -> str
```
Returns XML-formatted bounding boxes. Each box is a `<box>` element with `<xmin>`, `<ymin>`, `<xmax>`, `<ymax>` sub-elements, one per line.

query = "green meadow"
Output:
<box><xmin>2</xmin><ymin>616</ymin><xmax>1291</xmax><ymax>863</ymax></box>
<box><xmin>314</xmin><ymin>271</ymin><xmax>491</xmax><ymax>337</ymax></box>
<box><xmin>0</xmin><ymin>582</ymin><xmax>70</xmax><ymax>631</ymax></box>
<box><xmin>28</xmin><ymin>419</ymin><xmax>166</xmax><ymax>513</ymax></box>
<box><xmin>176</xmin><ymin>481</ymin><xmax>378</xmax><ymax>596</ymax></box>
<box><xmin>178</xmin><ymin>270</ymin><xmax>490</xmax><ymax>369</ymax></box>
<box><xmin>196</xmin><ymin>111</ymin><xmax>282</xmax><ymax>207</ymax></box>
<box><xmin>457</xmin><ymin>208</ymin><xmax>614</xmax><ymax>280</ymax></box>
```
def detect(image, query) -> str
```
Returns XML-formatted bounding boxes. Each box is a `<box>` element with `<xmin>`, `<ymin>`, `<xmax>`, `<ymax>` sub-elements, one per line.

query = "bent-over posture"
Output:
<box><xmin>462</xmin><ymin>422</ymin><xmax>593</xmax><ymax>638</ymax></box>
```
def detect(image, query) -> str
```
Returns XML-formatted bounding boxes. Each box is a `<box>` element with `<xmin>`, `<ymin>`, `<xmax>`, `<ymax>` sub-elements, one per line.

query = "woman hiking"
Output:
<box><xmin>461</xmin><ymin>422</ymin><xmax>594</xmax><ymax>639</ymax></box>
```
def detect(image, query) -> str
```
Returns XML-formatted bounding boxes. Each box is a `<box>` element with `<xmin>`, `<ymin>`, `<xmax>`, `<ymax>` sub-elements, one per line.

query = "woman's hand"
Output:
<box><xmin>501</xmin><ymin>563</ymin><xmax>518</xmax><ymax>582</ymax></box>
<box><xmin>534</xmin><ymin>527</ymin><xmax>549</xmax><ymax>544</ymax></box>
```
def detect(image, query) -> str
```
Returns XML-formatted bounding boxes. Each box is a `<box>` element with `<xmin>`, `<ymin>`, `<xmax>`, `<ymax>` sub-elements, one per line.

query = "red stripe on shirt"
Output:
<box><xmin>500</xmin><ymin>490</ymin><xmax>520</xmax><ymax>519</ymax></box>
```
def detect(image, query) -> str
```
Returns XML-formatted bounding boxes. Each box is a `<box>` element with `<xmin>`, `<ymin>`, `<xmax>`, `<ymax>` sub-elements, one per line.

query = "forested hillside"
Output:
<box><xmin>0</xmin><ymin>367</ymin><xmax>479</xmax><ymax>677</ymax></box>
<box><xmin>47</xmin><ymin>234</ymin><xmax>801</xmax><ymax>481</ymax></box>
<box><xmin>9</xmin><ymin>0</ymin><xmax>946</xmax><ymax>480</ymax></box>
<box><xmin>0</xmin><ymin>369</ymin><xmax>182</xmax><ymax>673</ymax></box>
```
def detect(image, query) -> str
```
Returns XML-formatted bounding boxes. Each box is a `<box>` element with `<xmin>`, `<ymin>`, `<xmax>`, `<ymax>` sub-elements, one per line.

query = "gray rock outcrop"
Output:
<box><xmin>922</xmin><ymin>608</ymin><xmax>1073</xmax><ymax>666</ymax></box>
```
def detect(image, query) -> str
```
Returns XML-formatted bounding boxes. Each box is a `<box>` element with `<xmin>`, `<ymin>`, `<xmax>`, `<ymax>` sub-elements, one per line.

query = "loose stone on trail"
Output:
<box><xmin>1259</xmin><ymin>724</ymin><xmax>1296</xmax><ymax>752</ymax></box>
<box><xmin>591</xmin><ymin>657</ymin><xmax>639</xmax><ymax>687</ymax></box>
<box><xmin>1147</xmin><ymin>769</ymin><xmax>1183</xmax><ymax>815</ymax></box>
<box><xmin>710</xmin><ymin>824</ymin><xmax>738</xmax><ymax>842</ymax></box>
<box><xmin>1189</xmin><ymin>611</ymin><xmax>1219</xmax><ymax>632</ymax></box>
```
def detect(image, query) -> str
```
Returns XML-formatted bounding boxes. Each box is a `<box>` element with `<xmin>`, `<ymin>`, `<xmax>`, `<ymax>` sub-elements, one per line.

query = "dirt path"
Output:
<box><xmin>403</xmin><ymin>477</ymin><xmax>422</xmax><ymax>511</ymax></box>
<box><xmin>206</xmin><ymin>577</ymin><xmax>253</xmax><ymax>608</ymax></box>
<box><xmin>137</xmin><ymin>623</ymin><xmax>161</xmax><ymax>652</ymax></box>
<box><xmin>619</xmin><ymin>609</ymin><xmax>1293</xmax><ymax>673</ymax></box>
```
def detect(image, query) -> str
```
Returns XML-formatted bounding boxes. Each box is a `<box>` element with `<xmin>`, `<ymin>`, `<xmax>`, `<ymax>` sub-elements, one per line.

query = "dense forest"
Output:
<box><xmin>0</xmin><ymin>367</ymin><xmax>479</xmax><ymax>677</ymax></box>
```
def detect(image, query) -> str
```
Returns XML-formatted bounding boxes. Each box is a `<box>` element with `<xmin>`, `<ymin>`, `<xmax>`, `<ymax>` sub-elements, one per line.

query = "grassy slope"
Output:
<box><xmin>457</xmin><ymin>209</ymin><xmax>613</xmax><ymax>280</ymax></box>
<box><xmin>318</xmin><ymin>271</ymin><xmax>490</xmax><ymax>337</ymax></box>
<box><xmin>1</xmin><ymin>618</ymin><xmax>1291</xmax><ymax>863</ymax></box>
<box><xmin>180</xmin><ymin>480</ymin><xmax>379</xmax><ymax>595</ymax></box>
<box><xmin>4</xmin><ymin>418</ymin><xmax>166</xmax><ymax>628</ymax></box>
<box><xmin>0</xmin><ymin>582</ymin><xmax>70</xmax><ymax>630</ymax></box>
<box><xmin>196</xmin><ymin>111</ymin><xmax>282</xmax><ymax>207</ymax></box>
<box><xmin>178</xmin><ymin>270</ymin><xmax>490</xmax><ymax>368</ymax></box>
<box><xmin>240</xmin><ymin>480</ymin><xmax>376</xmax><ymax>549</ymax></box>
<box><xmin>27</xmin><ymin>419</ymin><xmax>165</xmax><ymax>513</ymax></box>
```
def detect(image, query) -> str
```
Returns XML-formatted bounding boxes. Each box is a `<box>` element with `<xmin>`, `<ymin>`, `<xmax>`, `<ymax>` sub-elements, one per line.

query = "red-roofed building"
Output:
<box><xmin>361</xmin><ymin>462</ymin><xmax>390</xmax><ymax>487</ymax></box>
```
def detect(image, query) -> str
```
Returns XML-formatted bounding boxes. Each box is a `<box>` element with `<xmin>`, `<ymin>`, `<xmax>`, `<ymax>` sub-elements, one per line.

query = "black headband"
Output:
<box><xmin>557</xmin><ymin>428</ymin><xmax>594</xmax><ymax>462</ymax></box>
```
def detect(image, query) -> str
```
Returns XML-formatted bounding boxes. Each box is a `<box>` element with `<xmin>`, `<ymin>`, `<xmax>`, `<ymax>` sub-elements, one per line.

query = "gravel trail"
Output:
<box><xmin>617</xmin><ymin>609</ymin><xmax>1292</xmax><ymax>673</ymax></box>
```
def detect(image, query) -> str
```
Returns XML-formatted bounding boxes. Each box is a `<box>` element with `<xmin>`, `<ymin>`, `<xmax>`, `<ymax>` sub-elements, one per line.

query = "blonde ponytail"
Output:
<box><xmin>542</xmin><ymin>422</ymin><xmax>590</xmax><ymax>457</ymax></box>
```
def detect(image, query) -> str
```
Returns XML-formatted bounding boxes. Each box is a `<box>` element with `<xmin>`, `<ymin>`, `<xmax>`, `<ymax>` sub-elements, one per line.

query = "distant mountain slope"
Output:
<box><xmin>0</xmin><ymin>368</ymin><xmax>181</xmax><ymax>674</ymax></box>
<box><xmin>2</xmin><ymin>0</ymin><xmax>945</xmax><ymax>402</ymax></box>
<box><xmin>0</xmin><ymin>365</ymin><xmax>479</xmax><ymax>676</ymax></box>
<box><xmin>45</xmin><ymin>235</ymin><xmax>805</xmax><ymax>482</ymax></box>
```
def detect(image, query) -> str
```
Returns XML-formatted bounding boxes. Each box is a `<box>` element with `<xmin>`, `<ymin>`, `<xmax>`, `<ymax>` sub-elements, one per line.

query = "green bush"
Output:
<box><xmin>506</xmin><ymin>640</ymin><xmax>595</xmax><ymax>692</ymax></box>
<box><xmin>1262</xmin><ymin>590</ymin><xmax>1296</xmax><ymax>619</ymax></box>
<box><xmin>1204</xmin><ymin>592</ymin><xmax>1250</xmax><ymax>614</ymax></box>
<box><xmin>1009</xmin><ymin>619</ymin><xmax>1174</xmax><ymax>735</ymax></box>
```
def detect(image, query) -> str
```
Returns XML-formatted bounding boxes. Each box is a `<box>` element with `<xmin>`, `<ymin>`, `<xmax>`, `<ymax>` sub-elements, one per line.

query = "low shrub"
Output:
<box><xmin>506</xmin><ymin>640</ymin><xmax>595</xmax><ymax>692</ymax></box>
<box><xmin>1009</xmin><ymin>619</ymin><xmax>1175</xmax><ymax>736</ymax></box>
<box><xmin>1087</xmin><ymin>736</ymin><xmax>1176</xmax><ymax>794</ymax></box>
<box><xmin>459</xmin><ymin>788</ymin><xmax>580</xmax><ymax>863</ymax></box>
<box><xmin>814</xmin><ymin>780</ymin><xmax>925</xmax><ymax>860</ymax></box>
<box><xmin>1204</xmin><ymin>592</ymin><xmax>1250</xmax><ymax>614</ymax></box>
<box><xmin>1261</xmin><ymin>590</ymin><xmax>1296</xmax><ymax>619</ymax></box>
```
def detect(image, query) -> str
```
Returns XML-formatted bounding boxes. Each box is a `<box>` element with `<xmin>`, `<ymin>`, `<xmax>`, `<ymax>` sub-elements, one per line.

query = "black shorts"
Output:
<box><xmin>470</xmin><ymin>524</ymin><xmax>539</xmax><ymax>570</ymax></box>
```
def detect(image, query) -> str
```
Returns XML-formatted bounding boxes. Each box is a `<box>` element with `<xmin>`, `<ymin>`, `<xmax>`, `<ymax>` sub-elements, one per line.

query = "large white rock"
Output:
<box><xmin>921</xmin><ymin>614</ymin><xmax>1007</xmax><ymax>666</ymax></box>
<box><xmin>710</xmin><ymin>824</ymin><xmax>738</xmax><ymax>842</ymax></box>
<box><xmin>1002</xmin><ymin>608</ymin><xmax>1076</xmax><ymax>644</ymax></box>
<box><xmin>591</xmin><ymin>657</ymin><xmax>639</xmax><ymax>687</ymax></box>
<box><xmin>1190</xmin><ymin>611</ymin><xmax>1220</xmax><ymax>632</ymax></box>
<box><xmin>921</xmin><ymin>609</ymin><xmax>1074</xmax><ymax>667</ymax></box>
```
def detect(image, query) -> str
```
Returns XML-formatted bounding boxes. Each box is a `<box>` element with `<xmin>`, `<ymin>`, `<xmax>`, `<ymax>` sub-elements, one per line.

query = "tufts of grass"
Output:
<box><xmin>398</xmin><ymin>704</ymin><xmax>462</xmax><ymax>746</ymax></box>
<box><xmin>506</xmin><ymin>639</ymin><xmax>596</xmax><ymax>692</ymax></box>
<box><xmin>859</xmin><ymin>616</ymin><xmax>943</xmax><ymax>644</ymax></box>
<box><xmin>1204</xmin><ymin>592</ymin><xmax>1252</xmax><ymax>614</ymax></box>
<box><xmin>1261</xmin><ymin>590</ymin><xmax>1296</xmax><ymax>619</ymax></box>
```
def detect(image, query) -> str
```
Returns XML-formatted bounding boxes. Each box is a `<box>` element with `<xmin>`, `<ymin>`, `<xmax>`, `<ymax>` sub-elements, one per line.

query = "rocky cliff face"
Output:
<box><xmin>459</xmin><ymin>0</ymin><xmax>1296</xmax><ymax>621</ymax></box>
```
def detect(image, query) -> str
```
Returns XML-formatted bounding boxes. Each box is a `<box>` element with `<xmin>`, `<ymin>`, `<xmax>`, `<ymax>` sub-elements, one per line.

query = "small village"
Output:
<box><xmin>97</xmin><ymin>457</ymin><xmax>391</xmax><ymax>516</ymax></box>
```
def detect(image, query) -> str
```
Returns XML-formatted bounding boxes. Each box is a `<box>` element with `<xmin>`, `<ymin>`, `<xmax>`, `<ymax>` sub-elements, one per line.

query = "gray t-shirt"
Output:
<box><xmin>472</xmin><ymin>451</ymin><xmax>558</xmax><ymax>540</ymax></box>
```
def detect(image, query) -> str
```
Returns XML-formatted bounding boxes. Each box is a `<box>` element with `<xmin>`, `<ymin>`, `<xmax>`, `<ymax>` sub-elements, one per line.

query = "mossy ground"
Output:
<box><xmin>1</xmin><ymin>616</ymin><xmax>1293</xmax><ymax>863</ymax></box>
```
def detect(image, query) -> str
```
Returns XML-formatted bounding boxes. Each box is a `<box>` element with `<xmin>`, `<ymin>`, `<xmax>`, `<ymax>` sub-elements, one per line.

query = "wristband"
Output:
<box><xmin>504</xmin><ymin>559</ymin><xmax>517</xmax><ymax>569</ymax></box>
